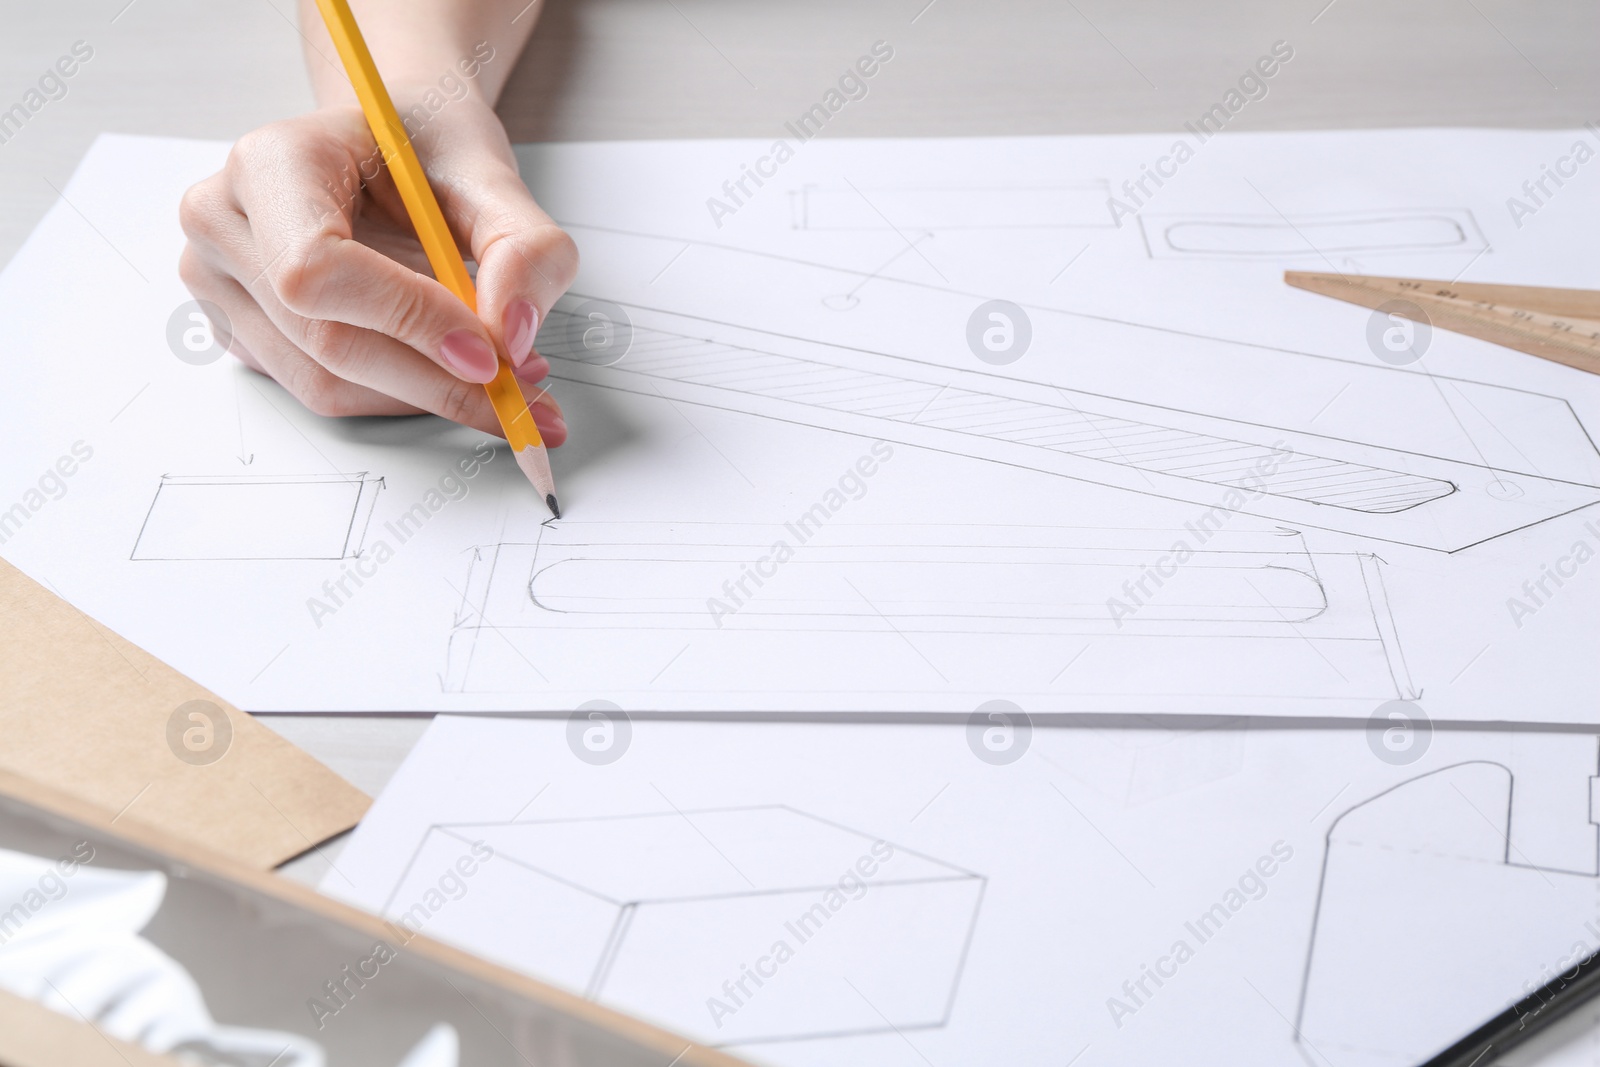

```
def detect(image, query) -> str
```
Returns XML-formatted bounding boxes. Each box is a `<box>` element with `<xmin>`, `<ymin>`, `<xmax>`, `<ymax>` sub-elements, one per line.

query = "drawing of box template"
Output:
<box><xmin>388</xmin><ymin>807</ymin><xmax>985</xmax><ymax>1045</ymax></box>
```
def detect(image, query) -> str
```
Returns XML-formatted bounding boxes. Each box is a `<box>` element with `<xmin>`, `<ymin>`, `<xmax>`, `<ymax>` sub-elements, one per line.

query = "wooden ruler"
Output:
<box><xmin>1285</xmin><ymin>271</ymin><xmax>1600</xmax><ymax>375</ymax></box>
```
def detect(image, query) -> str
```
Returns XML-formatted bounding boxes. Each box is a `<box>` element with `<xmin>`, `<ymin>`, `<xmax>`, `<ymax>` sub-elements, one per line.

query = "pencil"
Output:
<box><xmin>311</xmin><ymin>0</ymin><xmax>560</xmax><ymax>517</ymax></box>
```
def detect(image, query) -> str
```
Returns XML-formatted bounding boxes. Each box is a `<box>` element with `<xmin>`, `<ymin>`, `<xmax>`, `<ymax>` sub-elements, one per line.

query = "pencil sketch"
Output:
<box><xmin>442</xmin><ymin>523</ymin><xmax>1415</xmax><ymax>707</ymax></box>
<box><xmin>1137</xmin><ymin>208</ymin><xmax>1490</xmax><ymax>261</ymax></box>
<box><xmin>130</xmin><ymin>473</ymin><xmax>383</xmax><ymax>561</ymax></box>
<box><xmin>537</xmin><ymin>289</ymin><xmax>1600</xmax><ymax>552</ymax></box>
<box><xmin>1294</xmin><ymin>737</ymin><xmax>1600</xmax><ymax>1066</ymax></box>
<box><xmin>381</xmin><ymin>805</ymin><xmax>985</xmax><ymax>1046</ymax></box>
<box><xmin>788</xmin><ymin>182</ymin><xmax>1116</xmax><ymax>231</ymax></box>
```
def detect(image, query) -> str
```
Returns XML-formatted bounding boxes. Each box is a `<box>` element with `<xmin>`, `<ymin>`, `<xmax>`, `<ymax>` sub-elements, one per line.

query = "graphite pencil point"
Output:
<box><xmin>512</xmin><ymin>444</ymin><xmax>560</xmax><ymax>517</ymax></box>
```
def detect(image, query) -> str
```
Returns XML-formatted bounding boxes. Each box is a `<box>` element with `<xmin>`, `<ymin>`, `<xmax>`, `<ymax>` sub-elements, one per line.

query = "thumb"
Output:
<box><xmin>447</xmin><ymin>168</ymin><xmax>579</xmax><ymax>372</ymax></box>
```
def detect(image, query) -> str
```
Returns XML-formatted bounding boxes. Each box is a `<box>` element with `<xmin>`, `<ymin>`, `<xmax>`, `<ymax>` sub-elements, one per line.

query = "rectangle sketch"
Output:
<box><xmin>131</xmin><ymin>473</ymin><xmax>383</xmax><ymax>561</ymax></box>
<box><xmin>789</xmin><ymin>182</ymin><xmax>1115</xmax><ymax>231</ymax></box>
<box><xmin>383</xmin><ymin>806</ymin><xmax>985</xmax><ymax>1046</ymax></box>
<box><xmin>443</xmin><ymin>523</ymin><xmax>1415</xmax><ymax>704</ymax></box>
<box><xmin>1138</xmin><ymin>208</ymin><xmax>1489</xmax><ymax>261</ymax></box>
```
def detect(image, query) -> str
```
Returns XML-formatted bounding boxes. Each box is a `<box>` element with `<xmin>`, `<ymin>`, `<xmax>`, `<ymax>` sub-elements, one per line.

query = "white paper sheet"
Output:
<box><xmin>324</xmin><ymin>715</ymin><xmax>1600</xmax><ymax>1065</ymax></box>
<box><xmin>1</xmin><ymin>130</ymin><xmax>1598</xmax><ymax>717</ymax></box>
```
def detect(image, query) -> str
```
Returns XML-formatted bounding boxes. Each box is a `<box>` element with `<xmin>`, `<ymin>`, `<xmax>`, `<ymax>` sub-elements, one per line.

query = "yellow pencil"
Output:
<box><xmin>312</xmin><ymin>0</ymin><xmax>560</xmax><ymax>517</ymax></box>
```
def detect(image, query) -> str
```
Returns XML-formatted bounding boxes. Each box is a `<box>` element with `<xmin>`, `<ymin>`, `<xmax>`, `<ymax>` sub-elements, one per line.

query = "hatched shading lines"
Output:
<box><xmin>560</xmin><ymin>314</ymin><xmax>1454</xmax><ymax>515</ymax></box>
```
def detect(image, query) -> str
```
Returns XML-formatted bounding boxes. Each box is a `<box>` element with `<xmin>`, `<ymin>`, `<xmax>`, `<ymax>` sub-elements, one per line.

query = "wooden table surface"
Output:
<box><xmin>5</xmin><ymin>0</ymin><xmax>1595</xmax><ymax>267</ymax></box>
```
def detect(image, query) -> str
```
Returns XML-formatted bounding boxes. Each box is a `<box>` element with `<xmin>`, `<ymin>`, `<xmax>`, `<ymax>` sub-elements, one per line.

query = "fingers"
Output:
<box><xmin>180</xmin><ymin>248</ymin><xmax>427</xmax><ymax>419</ymax></box>
<box><xmin>177</xmin><ymin>107</ymin><xmax>572</xmax><ymax>447</ymax></box>
<box><xmin>436</xmin><ymin>166</ymin><xmax>579</xmax><ymax>379</ymax></box>
<box><xmin>234</xmin><ymin>153</ymin><xmax>504</xmax><ymax>386</ymax></box>
<box><xmin>182</xmin><ymin>243</ymin><xmax>568</xmax><ymax>444</ymax></box>
<box><xmin>239</xmin><ymin>267</ymin><xmax>569</xmax><ymax>442</ymax></box>
<box><xmin>241</xmin><ymin>265</ymin><xmax>565</xmax><ymax>441</ymax></box>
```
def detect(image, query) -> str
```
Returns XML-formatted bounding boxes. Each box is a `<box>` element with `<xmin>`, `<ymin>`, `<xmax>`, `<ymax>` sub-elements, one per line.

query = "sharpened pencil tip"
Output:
<box><xmin>512</xmin><ymin>445</ymin><xmax>559</xmax><ymax>515</ymax></box>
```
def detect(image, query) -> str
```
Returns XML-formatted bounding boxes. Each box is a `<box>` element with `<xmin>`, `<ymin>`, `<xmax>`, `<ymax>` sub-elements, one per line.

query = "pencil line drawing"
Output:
<box><xmin>558</xmin><ymin>222</ymin><xmax>1600</xmax><ymax>492</ymax></box>
<box><xmin>380</xmin><ymin>805</ymin><xmax>987</xmax><ymax>1046</ymax></box>
<box><xmin>788</xmin><ymin>182</ymin><xmax>1116</xmax><ymax>231</ymax></box>
<box><xmin>130</xmin><ymin>473</ymin><xmax>383</xmax><ymax>561</ymax></box>
<box><xmin>548</xmin><ymin>301</ymin><xmax>1454</xmax><ymax>514</ymax></box>
<box><xmin>538</xmin><ymin>295</ymin><xmax>1600</xmax><ymax>552</ymax></box>
<box><xmin>442</xmin><ymin>523</ymin><xmax>1415</xmax><ymax>703</ymax></box>
<box><xmin>1293</xmin><ymin>739</ymin><xmax>1600</xmax><ymax>1066</ymax></box>
<box><xmin>1137</xmin><ymin>208</ymin><xmax>1490</xmax><ymax>261</ymax></box>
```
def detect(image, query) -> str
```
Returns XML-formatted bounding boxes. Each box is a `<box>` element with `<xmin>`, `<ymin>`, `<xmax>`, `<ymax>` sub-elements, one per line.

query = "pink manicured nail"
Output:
<box><xmin>504</xmin><ymin>300</ymin><xmax>538</xmax><ymax>367</ymax></box>
<box><xmin>512</xmin><ymin>353</ymin><xmax>551</xmax><ymax>382</ymax></box>
<box><xmin>440</xmin><ymin>330</ymin><xmax>499</xmax><ymax>382</ymax></box>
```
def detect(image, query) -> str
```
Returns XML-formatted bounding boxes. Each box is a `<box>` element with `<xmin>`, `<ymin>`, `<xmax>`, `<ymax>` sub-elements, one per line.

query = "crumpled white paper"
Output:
<box><xmin>0</xmin><ymin>845</ymin><xmax>455</xmax><ymax>1066</ymax></box>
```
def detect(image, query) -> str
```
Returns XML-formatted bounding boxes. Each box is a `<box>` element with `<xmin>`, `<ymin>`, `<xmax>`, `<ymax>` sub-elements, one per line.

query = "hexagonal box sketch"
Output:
<box><xmin>383</xmin><ymin>805</ymin><xmax>986</xmax><ymax>1046</ymax></box>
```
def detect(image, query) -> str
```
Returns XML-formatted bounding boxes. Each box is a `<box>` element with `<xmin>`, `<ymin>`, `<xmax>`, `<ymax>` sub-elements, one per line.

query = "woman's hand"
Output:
<box><xmin>177</xmin><ymin>95</ymin><xmax>575</xmax><ymax>444</ymax></box>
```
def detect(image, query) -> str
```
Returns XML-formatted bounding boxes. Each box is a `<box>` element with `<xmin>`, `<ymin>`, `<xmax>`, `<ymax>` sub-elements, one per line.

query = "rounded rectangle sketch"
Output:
<box><xmin>519</xmin><ymin>526</ymin><xmax>1331</xmax><ymax>626</ymax></box>
<box><xmin>1137</xmin><ymin>208</ymin><xmax>1489</xmax><ymax>261</ymax></box>
<box><xmin>526</xmin><ymin>548</ymin><xmax>1324</xmax><ymax>623</ymax></box>
<box><xmin>788</xmin><ymin>182</ymin><xmax>1115</xmax><ymax>231</ymax></box>
<box><xmin>444</xmin><ymin>524</ymin><xmax>1415</xmax><ymax>706</ymax></box>
<box><xmin>382</xmin><ymin>806</ymin><xmax>985</xmax><ymax>1047</ymax></box>
<box><xmin>130</xmin><ymin>473</ymin><xmax>383</xmax><ymax>561</ymax></box>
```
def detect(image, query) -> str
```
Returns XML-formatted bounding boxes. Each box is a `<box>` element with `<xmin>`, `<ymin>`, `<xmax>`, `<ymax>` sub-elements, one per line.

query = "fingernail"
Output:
<box><xmin>440</xmin><ymin>330</ymin><xmax>499</xmax><ymax>383</ymax></box>
<box><xmin>512</xmin><ymin>353</ymin><xmax>551</xmax><ymax>382</ymax></box>
<box><xmin>540</xmin><ymin>416</ymin><xmax>568</xmax><ymax>446</ymax></box>
<box><xmin>529</xmin><ymin>388</ymin><xmax>563</xmax><ymax>420</ymax></box>
<box><xmin>504</xmin><ymin>300</ymin><xmax>538</xmax><ymax>367</ymax></box>
<box><xmin>528</xmin><ymin>389</ymin><xmax>566</xmax><ymax>438</ymax></box>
